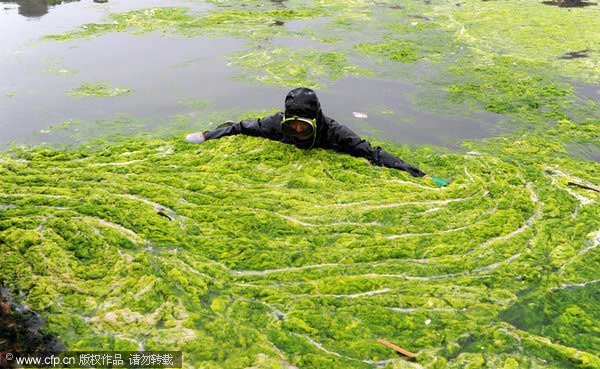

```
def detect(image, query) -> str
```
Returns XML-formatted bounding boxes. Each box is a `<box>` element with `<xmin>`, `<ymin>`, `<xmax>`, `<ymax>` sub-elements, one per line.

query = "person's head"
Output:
<box><xmin>282</xmin><ymin>87</ymin><xmax>323</xmax><ymax>148</ymax></box>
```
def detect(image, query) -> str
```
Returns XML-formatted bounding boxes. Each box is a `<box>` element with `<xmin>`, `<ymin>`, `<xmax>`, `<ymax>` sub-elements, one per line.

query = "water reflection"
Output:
<box><xmin>0</xmin><ymin>0</ymin><xmax>81</xmax><ymax>18</ymax></box>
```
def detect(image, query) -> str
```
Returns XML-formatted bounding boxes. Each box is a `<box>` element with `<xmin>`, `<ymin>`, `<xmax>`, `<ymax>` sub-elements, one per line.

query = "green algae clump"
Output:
<box><xmin>43</xmin><ymin>7</ymin><xmax>320</xmax><ymax>41</ymax></box>
<box><xmin>68</xmin><ymin>82</ymin><xmax>131</xmax><ymax>97</ymax></box>
<box><xmin>444</xmin><ymin>56</ymin><xmax>572</xmax><ymax>116</ymax></box>
<box><xmin>354</xmin><ymin>39</ymin><xmax>420</xmax><ymax>63</ymax></box>
<box><xmin>444</xmin><ymin>0</ymin><xmax>600</xmax><ymax>83</ymax></box>
<box><xmin>228</xmin><ymin>48</ymin><xmax>372</xmax><ymax>88</ymax></box>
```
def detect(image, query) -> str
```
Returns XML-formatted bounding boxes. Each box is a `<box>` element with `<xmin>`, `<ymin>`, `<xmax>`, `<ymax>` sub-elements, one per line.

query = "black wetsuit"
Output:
<box><xmin>203</xmin><ymin>88</ymin><xmax>426</xmax><ymax>178</ymax></box>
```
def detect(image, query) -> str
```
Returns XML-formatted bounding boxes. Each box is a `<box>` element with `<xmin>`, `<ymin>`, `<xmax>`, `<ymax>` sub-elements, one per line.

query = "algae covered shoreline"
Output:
<box><xmin>1</xmin><ymin>0</ymin><xmax>599</xmax><ymax>368</ymax></box>
<box><xmin>1</xmin><ymin>127</ymin><xmax>598</xmax><ymax>368</ymax></box>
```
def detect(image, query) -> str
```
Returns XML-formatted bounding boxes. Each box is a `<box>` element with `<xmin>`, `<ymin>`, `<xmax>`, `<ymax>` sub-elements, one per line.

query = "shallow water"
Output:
<box><xmin>1</xmin><ymin>0</ymin><xmax>503</xmax><ymax>150</ymax></box>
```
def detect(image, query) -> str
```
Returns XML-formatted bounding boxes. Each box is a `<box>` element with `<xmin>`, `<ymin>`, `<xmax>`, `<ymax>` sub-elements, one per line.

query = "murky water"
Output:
<box><xmin>3</xmin><ymin>0</ymin><xmax>506</xmax><ymax>150</ymax></box>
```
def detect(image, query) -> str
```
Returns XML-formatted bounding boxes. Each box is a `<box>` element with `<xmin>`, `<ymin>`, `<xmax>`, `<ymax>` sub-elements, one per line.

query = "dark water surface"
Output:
<box><xmin>2</xmin><ymin>0</ymin><xmax>505</xmax><ymax>150</ymax></box>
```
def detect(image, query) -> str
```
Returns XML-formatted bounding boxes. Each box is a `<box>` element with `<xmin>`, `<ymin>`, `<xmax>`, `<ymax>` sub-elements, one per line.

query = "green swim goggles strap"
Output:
<box><xmin>281</xmin><ymin>116</ymin><xmax>317</xmax><ymax>148</ymax></box>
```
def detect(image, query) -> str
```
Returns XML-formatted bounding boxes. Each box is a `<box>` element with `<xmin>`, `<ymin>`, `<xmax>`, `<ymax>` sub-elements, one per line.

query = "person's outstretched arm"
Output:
<box><xmin>323</xmin><ymin>120</ymin><xmax>426</xmax><ymax>178</ymax></box>
<box><xmin>186</xmin><ymin>113</ymin><xmax>283</xmax><ymax>144</ymax></box>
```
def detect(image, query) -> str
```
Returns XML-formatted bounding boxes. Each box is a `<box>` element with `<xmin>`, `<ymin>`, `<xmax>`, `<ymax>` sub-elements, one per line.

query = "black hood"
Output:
<box><xmin>283</xmin><ymin>87</ymin><xmax>325</xmax><ymax>148</ymax></box>
<box><xmin>284</xmin><ymin>87</ymin><xmax>326</xmax><ymax>122</ymax></box>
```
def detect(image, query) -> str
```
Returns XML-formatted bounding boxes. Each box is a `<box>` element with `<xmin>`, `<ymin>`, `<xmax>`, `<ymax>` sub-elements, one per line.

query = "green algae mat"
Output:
<box><xmin>2</xmin><ymin>0</ymin><xmax>600</xmax><ymax>368</ymax></box>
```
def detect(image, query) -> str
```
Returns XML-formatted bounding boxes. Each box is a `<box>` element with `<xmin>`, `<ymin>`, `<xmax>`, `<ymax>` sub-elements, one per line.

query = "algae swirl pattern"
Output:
<box><xmin>1</xmin><ymin>134</ymin><xmax>598</xmax><ymax>368</ymax></box>
<box><xmin>1</xmin><ymin>0</ymin><xmax>599</xmax><ymax>368</ymax></box>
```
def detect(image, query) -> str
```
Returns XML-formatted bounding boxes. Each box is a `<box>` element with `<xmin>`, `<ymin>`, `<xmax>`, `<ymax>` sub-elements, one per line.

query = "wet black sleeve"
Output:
<box><xmin>324</xmin><ymin>122</ymin><xmax>426</xmax><ymax>177</ymax></box>
<box><xmin>204</xmin><ymin>118</ymin><xmax>263</xmax><ymax>140</ymax></box>
<box><xmin>203</xmin><ymin>113</ymin><xmax>284</xmax><ymax>141</ymax></box>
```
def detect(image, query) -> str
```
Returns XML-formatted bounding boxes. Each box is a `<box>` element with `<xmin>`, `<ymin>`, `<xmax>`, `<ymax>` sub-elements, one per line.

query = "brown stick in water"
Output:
<box><xmin>567</xmin><ymin>181</ymin><xmax>600</xmax><ymax>193</ymax></box>
<box><xmin>376</xmin><ymin>338</ymin><xmax>417</xmax><ymax>358</ymax></box>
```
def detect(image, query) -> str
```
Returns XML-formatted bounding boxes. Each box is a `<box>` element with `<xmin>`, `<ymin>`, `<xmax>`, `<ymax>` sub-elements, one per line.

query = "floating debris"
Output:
<box><xmin>567</xmin><ymin>181</ymin><xmax>600</xmax><ymax>193</ymax></box>
<box><xmin>559</xmin><ymin>49</ymin><xmax>591</xmax><ymax>59</ymax></box>
<box><xmin>408</xmin><ymin>14</ymin><xmax>432</xmax><ymax>21</ymax></box>
<box><xmin>157</xmin><ymin>207</ymin><xmax>176</xmax><ymax>221</ymax></box>
<box><xmin>352</xmin><ymin>112</ymin><xmax>368</xmax><ymax>119</ymax></box>
<box><xmin>376</xmin><ymin>338</ymin><xmax>417</xmax><ymax>358</ymax></box>
<box><xmin>542</xmin><ymin>0</ymin><xmax>597</xmax><ymax>7</ymax></box>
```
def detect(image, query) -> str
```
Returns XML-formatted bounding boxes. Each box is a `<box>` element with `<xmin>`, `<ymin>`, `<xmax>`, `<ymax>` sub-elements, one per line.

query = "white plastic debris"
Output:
<box><xmin>352</xmin><ymin>112</ymin><xmax>368</xmax><ymax>119</ymax></box>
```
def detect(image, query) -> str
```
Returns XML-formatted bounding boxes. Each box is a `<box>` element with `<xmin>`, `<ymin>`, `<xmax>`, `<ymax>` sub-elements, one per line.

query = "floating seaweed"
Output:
<box><xmin>67</xmin><ymin>82</ymin><xmax>131</xmax><ymax>97</ymax></box>
<box><xmin>2</xmin><ymin>1</ymin><xmax>599</xmax><ymax>368</ymax></box>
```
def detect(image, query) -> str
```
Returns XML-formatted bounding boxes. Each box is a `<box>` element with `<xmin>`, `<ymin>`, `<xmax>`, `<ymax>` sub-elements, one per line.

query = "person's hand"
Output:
<box><xmin>185</xmin><ymin>132</ymin><xmax>206</xmax><ymax>144</ymax></box>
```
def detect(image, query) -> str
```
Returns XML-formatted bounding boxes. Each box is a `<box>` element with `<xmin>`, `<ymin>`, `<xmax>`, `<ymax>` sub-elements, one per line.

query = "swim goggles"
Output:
<box><xmin>281</xmin><ymin>116</ymin><xmax>317</xmax><ymax>148</ymax></box>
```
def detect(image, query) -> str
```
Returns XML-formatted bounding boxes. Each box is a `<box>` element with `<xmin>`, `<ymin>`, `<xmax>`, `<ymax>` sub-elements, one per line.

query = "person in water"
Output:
<box><xmin>186</xmin><ymin>87</ymin><xmax>447</xmax><ymax>185</ymax></box>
